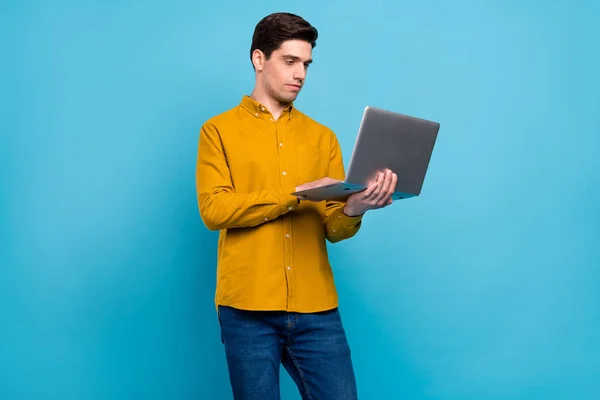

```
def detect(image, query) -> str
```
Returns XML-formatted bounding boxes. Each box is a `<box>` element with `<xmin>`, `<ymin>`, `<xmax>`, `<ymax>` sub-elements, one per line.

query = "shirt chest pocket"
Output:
<box><xmin>296</xmin><ymin>144</ymin><xmax>326</xmax><ymax>184</ymax></box>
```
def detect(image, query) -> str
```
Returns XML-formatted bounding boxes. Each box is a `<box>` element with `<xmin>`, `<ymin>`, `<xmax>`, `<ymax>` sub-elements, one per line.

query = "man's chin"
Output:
<box><xmin>283</xmin><ymin>94</ymin><xmax>299</xmax><ymax>103</ymax></box>
<box><xmin>277</xmin><ymin>91</ymin><xmax>299</xmax><ymax>104</ymax></box>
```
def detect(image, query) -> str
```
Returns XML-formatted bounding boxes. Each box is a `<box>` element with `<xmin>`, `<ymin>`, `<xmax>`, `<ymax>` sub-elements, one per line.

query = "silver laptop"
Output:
<box><xmin>291</xmin><ymin>106</ymin><xmax>440</xmax><ymax>201</ymax></box>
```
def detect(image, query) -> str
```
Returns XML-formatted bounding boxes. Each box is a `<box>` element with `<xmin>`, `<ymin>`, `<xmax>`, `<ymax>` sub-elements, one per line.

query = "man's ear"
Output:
<box><xmin>251</xmin><ymin>49</ymin><xmax>265</xmax><ymax>72</ymax></box>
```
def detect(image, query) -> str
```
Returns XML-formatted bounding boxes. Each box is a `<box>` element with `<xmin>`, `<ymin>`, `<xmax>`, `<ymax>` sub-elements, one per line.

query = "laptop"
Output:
<box><xmin>291</xmin><ymin>106</ymin><xmax>440</xmax><ymax>201</ymax></box>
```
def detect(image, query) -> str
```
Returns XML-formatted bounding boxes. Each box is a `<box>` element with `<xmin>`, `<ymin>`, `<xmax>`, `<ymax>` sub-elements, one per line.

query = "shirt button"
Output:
<box><xmin>264</xmin><ymin>217</ymin><xmax>268</xmax><ymax>221</ymax></box>
<box><xmin>279</xmin><ymin>143</ymin><xmax>283</xmax><ymax>147</ymax></box>
<box><xmin>333</xmin><ymin>229</ymin><xmax>336</xmax><ymax>232</ymax></box>
<box><xmin>338</xmin><ymin>215</ymin><xmax>342</xmax><ymax>219</ymax></box>
<box><xmin>288</xmin><ymin>206</ymin><xmax>293</xmax><ymax>210</ymax></box>
<box><xmin>270</xmin><ymin>118</ymin><xmax>274</xmax><ymax>121</ymax></box>
<box><xmin>287</xmin><ymin>266</ymin><xmax>291</xmax><ymax>270</ymax></box>
<box><xmin>282</xmin><ymin>171</ymin><xmax>287</xmax><ymax>175</ymax></box>
<box><xmin>286</xmin><ymin>234</ymin><xmax>290</xmax><ymax>238</ymax></box>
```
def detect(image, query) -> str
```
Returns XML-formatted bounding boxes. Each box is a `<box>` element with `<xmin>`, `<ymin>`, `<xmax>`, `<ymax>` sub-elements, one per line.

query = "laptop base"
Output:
<box><xmin>291</xmin><ymin>182</ymin><xmax>415</xmax><ymax>202</ymax></box>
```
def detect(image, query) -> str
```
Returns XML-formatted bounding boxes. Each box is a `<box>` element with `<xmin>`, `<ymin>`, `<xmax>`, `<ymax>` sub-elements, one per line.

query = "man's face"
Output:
<box><xmin>257</xmin><ymin>39</ymin><xmax>313</xmax><ymax>104</ymax></box>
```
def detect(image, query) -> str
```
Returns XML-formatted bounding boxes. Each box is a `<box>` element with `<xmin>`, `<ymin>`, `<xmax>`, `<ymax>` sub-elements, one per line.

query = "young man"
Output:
<box><xmin>196</xmin><ymin>12</ymin><xmax>397</xmax><ymax>400</ymax></box>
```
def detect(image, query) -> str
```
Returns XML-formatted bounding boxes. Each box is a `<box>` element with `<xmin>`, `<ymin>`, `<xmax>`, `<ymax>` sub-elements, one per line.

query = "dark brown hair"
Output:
<box><xmin>250</xmin><ymin>13</ymin><xmax>318</xmax><ymax>64</ymax></box>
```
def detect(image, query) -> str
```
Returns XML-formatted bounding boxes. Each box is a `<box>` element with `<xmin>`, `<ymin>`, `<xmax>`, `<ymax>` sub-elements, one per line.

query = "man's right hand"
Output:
<box><xmin>342</xmin><ymin>169</ymin><xmax>397</xmax><ymax>216</ymax></box>
<box><xmin>295</xmin><ymin>177</ymin><xmax>342</xmax><ymax>202</ymax></box>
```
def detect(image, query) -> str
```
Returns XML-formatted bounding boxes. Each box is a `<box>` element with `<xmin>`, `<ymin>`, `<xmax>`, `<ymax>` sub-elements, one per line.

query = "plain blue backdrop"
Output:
<box><xmin>1</xmin><ymin>1</ymin><xmax>599</xmax><ymax>399</ymax></box>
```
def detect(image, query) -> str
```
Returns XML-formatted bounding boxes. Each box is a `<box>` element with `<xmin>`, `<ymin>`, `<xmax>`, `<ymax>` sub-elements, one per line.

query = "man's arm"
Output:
<box><xmin>323</xmin><ymin>131</ymin><xmax>363</xmax><ymax>243</ymax></box>
<box><xmin>195</xmin><ymin>122</ymin><xmax>299</xmax><ymax>231</ymax></box>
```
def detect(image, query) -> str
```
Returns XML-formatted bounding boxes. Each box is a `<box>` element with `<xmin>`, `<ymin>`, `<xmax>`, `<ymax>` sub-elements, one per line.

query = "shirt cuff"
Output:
<box><xmin>336</xmin><ymin>207</ymin><xmax>363</xmax><ymax>225</ymax></box>
<box><xmin>279</xmin><ymin>186</ymin><xmax>300</xmax><ymax>212</ymax></box>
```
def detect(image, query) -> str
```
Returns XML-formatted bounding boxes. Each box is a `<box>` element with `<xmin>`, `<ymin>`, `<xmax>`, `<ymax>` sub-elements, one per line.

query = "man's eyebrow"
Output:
<box><xmin>281</xmin><ymin>54</ymin><xmax>313</xmax><ymax>64</ymax></box>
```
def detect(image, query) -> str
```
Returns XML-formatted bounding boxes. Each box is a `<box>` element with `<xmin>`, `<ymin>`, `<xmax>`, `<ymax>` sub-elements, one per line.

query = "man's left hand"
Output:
<box><xmin>342</xmin><ymin>169</ymin><xmax>397</xmax><ymax>217</ymax></box>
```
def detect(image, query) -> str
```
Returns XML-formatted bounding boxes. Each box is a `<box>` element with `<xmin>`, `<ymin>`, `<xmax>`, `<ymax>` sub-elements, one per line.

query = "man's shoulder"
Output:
<box><xmin>201</xmin><ymin>105</ymin><xmax>241</xmax><ymax>129</ymax></box>
<box><xmin>293</xmin><ymin>108</ymin><xmax>339</xmax><ymax>145</ymax></box>
<box><xmin>293</xmin><ymin>108</ymin><xmax>336</xmax><ymax>135</ymax></box>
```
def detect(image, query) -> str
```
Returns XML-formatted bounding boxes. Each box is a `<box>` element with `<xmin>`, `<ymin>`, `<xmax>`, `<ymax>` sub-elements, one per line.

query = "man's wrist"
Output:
<box><xmin>342</xmin><ymin>205</ymin><xmax>364</xmax><ymax>217</ymax></box>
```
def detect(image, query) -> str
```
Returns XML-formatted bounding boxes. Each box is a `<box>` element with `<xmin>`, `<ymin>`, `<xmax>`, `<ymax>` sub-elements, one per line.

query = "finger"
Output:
<box><xmin>374</xmin><ymin>169</ymin><xmax>392</xmax><ymax>205</ymax></box>
<box><xmin>385</xmin><ymin>172</ymin><xmax>398</xmax><ymax>202</ymax></box>
<box><xmin>361</xmin><ymin>184</ymin><xmax>375</xmax><ymax>198</ymax></box>
<box><xmin>362</xmin><ymin>172</ymin><xmax>383</xmax><ymax>198</ymax></box>
<box><xmin>366</xmin><ymin>172</ymin><xmax>385</xmax><ymax>201</ymax></box>
<box><xmin>375</xmin><ymin>171</ymin><xmax>392</xmax><ymax>207</ymax></box>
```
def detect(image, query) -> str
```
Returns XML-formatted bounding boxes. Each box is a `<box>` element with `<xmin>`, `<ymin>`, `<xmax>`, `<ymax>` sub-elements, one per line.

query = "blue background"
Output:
<box><xmin>2</xmin><ymin>1</ymin><xmax>599</xmax><ymax>399</ymax></box>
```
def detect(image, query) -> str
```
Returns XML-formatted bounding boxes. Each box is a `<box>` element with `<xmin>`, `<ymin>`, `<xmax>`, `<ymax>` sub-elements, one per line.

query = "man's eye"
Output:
<box><xmin>286</xmin><ymin>60</ymin><xmax>294</xmax><ymax>64</ymax></box>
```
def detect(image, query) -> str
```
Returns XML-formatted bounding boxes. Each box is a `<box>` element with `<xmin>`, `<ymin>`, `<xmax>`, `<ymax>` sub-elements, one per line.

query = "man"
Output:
<box><xmin>195</xmin><ymin>12</ymin><xmax>397</xmax><ymax>400</ymax></box>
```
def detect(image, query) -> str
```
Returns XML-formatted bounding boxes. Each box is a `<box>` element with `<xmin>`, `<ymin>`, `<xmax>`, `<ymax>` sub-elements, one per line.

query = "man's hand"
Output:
<box><xmin>342</xmin><ymin>169</ymin><xmax>398</xmax><ymax>216</ymax></box>
<box><xmin>295</xmin><ymin>177</ymin><xmax>342</xmax><ymax>202</ymax></box>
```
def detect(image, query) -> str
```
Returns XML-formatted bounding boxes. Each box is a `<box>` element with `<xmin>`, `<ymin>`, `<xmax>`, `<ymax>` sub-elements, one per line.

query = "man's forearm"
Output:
<box><xmin>198</xmin><ymin>188</ymin><xmax>299</xmax><ymax>231</ymax></box>
<box><xmin>325</xmin><ymin>205</ymin><xmax>363</xmax><ymax>243</ymax></box>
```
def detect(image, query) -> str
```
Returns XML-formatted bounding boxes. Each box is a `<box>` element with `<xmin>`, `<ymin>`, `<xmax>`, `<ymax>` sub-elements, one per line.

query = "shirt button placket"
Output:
<box><xmin>279</xmin><ymin>117</ymin><xmax>293</xmax><ymax>309</ymax></box>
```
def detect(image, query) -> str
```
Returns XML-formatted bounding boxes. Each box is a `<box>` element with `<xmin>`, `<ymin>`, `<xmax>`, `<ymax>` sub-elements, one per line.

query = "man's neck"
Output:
<box><xmin>250</xmin><ymin>89</ymin><xmax>289</xmax><ymax>121</ymax></box>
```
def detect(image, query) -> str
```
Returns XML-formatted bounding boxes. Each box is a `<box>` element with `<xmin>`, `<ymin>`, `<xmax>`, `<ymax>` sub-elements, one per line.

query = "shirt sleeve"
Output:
<box><xmin>196</xmin><ymin>122</ymin><xmax>299</xmax><ymax>231</ymax></box>
<box><xmin>324</xmin><ymin>129</ymin><xmax>363</xmax><ymax>243</ymax></box>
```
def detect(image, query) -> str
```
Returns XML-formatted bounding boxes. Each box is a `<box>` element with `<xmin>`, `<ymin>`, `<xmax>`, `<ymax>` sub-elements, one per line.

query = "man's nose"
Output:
<box><xmin>293</xmin><ymin>65</ymin><xmax>306</xmax><ymax>81</ymax></box>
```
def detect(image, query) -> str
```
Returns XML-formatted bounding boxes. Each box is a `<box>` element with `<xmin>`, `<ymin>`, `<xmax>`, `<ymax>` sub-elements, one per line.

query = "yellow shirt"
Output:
<box><xmin>195</xmin><ymin>95</ymin><xmax>363</xmax><ymax>312</ymax></box>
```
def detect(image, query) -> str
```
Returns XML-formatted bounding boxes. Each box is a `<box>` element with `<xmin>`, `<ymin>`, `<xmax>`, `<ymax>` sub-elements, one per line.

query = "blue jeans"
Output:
<box><xmin>217</xmin><ymin>305</ymin><xmax>358</xmax><ymax>400</ymax></box>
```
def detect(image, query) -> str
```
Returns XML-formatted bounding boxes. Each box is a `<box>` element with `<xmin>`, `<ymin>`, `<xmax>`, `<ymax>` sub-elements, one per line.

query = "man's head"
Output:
<box><xmin>250</xmin><ymin>13</ymin><xmax>318</xmax><ymax>104</ymax></box>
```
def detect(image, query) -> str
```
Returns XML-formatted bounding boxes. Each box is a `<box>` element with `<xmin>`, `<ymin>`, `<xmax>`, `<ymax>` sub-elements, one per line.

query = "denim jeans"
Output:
<box><xmin>217</xmin><ymin>305</ymin><xmax>358</xmax><ymax>400</ymax></box>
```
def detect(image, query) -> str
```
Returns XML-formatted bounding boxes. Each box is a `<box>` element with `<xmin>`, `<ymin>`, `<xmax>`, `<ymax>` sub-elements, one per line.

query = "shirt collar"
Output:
<box><xmin>239</xmin><ymin>95</ymin><xmax>294</xmax><ymax>120</ymax></box>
